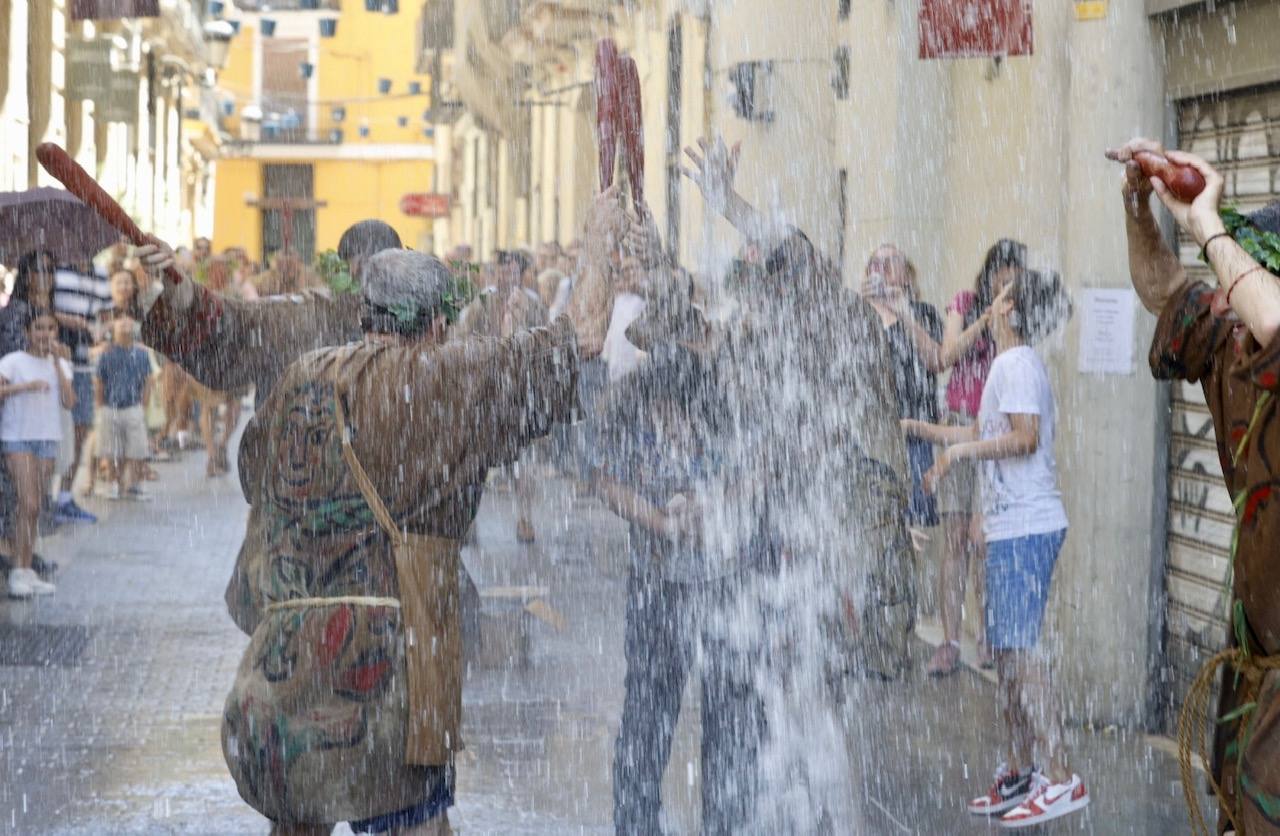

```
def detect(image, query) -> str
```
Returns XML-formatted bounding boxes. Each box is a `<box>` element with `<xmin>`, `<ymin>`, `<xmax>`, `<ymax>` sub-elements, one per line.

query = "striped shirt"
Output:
<box><xmin>54</xmin><ymin>268</ymin><xmax>112</xmax><ymax>370</ymax></box>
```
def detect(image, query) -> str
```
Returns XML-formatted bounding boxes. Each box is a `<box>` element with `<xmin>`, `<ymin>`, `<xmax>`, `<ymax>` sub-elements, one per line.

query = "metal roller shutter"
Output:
<box><xmin>1162</xmin><ymin>85</ymin><xmax>1280</xmax><ymax>732</ymax></box>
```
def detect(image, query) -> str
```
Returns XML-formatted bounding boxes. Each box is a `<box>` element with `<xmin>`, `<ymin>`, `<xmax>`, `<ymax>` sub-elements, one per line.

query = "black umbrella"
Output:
<box><xmin>0</xmin><ymin>187</ymin><xmax>122</xmax><ymax>267</ymax></box>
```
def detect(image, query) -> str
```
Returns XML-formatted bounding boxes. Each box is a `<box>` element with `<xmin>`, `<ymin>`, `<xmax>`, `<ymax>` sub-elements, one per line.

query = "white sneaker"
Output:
<box><xmin>999</xmin><ymin>773</ymin><xmax>1089</xmax><ymax>828</ymax></box>
<box><xmin>8</xmin><ymin>567</ymin><xmax>55</xmax><ymax>599</ymax></box>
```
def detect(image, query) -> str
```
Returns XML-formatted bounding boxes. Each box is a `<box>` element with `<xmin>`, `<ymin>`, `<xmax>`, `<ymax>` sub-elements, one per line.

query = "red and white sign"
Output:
<box><xmin>399</xmin><ymin>193</ymin><xmax>451</xmax><ymax>219</ymax></box>
<box><xmin>919</xmin><ymin>0</ymin><xmax>1033</xmax><ymax>60</ymax></box>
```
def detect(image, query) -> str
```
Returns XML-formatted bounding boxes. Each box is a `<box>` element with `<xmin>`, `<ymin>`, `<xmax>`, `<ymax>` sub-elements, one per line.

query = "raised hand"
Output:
<box><xmin>682</xmin><ymin>136</ymin><xmax>741</xmax><ymax>215</ymax></box>
<box><xmin>1106</xmin><ymin>137</ymin><xmax>1165</xmax><ymax>219</ymax></box>
<box><xmin>624</xmin><ymin>202</ymin><xmax>665</xmax><ymax>270</ymax></box>
<box><xmin>1151</xmin><ymin>150</ymin><xmax>1226</xmax><ymax>246</ymax></box>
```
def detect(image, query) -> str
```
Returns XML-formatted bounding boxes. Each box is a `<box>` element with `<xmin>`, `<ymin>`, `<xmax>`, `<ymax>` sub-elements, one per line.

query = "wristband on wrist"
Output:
<box><xmin>1226</xmin><ymin>265</ymin><xmax>1269</xmax><ymax>307</ymax></box>
<box><xmin>1201</xmin><ymin>231</ymin><xmax>1234</xmax><ymax>264</ymax></box>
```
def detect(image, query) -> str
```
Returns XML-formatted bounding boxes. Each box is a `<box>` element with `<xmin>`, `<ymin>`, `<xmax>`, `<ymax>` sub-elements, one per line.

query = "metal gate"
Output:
<box><xmin>1162</xmin><ymin>84</ymin><xmax>1280</xmax><ymax>731</ymax></box>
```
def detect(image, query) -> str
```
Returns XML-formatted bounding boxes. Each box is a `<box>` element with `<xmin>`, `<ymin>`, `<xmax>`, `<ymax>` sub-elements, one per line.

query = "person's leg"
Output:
<box><xmin>1015</xmin><ymin>650</ymin><xmax>1069</xmax><ymax>782</ymax></box>
<box><xmin>997</xmin><ymin>650</ymin><xmax>1034</xmax><ymax>774</ymax></box>
<box><xmin>6</xmin><ymin>452</ymin><xmax>41</xmax><ymax>570</ymax></box>
<box><xmin>199</xmin><ymin>394</ymin><xmax>219</xmax><ymax>475</ymax></box>
<box><xmin>514</xmin><ymin>454</ymin><xmax>535</xmax><ymax>543</ymax></box>
<box><xmin>928</xmin><ymin>513</ymin><xmax>972</xmax><ymax>675</ymax></box>
<box><xmin>969</xmin><ymin>513</ymin><xmax>993</xmax><ymax>668</ymax></box>
<box><xmin>613</xmin><ymin>572</ymin><xmax>691</xmax><ymax>834</ymax></box>
<box><xmin>699</xmin><ymin>581</ymin><xmax>764</xmax><ymax>835</ymax></box>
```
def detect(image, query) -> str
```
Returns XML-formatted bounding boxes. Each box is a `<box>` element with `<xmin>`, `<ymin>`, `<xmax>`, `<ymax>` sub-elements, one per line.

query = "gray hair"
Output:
<box><xmin>360</xmin><ymin>250</ymin><xmax>452</xmax><ymax>335</ymax></box>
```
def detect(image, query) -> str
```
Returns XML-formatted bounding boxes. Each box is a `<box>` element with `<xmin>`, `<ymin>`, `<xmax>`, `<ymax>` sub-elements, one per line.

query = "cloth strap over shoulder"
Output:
<box><xmin>332</xmin><ymin>361</ymin><xmax>464</xmax><ymax>767</ymax></box>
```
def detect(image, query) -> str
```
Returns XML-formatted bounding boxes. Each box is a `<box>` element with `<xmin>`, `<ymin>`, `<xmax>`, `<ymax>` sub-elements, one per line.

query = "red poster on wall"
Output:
<box><xmin>70</xmin><ymin>0</ymin><xmax>160</xmax><ymax>21</ymax></box>
<box><xmin>919</xmin><ymin>0</ymin><xmax>1033</xmax><ymax>60</ymax></box>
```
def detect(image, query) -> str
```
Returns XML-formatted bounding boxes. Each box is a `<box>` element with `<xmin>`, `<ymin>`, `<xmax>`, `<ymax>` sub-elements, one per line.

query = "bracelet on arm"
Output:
<box><xmin>1200</xmin><ymin>231</ymin><xmax>1234</xmax><ymax>264</ymax></box>
<box><xmin>1226</xmin><ymin>265</ymin><xmax>1270</xmax><ymax>307</ymax></box>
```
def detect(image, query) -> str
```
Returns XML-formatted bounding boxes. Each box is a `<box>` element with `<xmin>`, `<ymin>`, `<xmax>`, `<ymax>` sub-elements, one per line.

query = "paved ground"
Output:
<box><xmin>0</xmin><ymin>435</ymin><xmax>1207</xmax><ymax>834</ymax></box>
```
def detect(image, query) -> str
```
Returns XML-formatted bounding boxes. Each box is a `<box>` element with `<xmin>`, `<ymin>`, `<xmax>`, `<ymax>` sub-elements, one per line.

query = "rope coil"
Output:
<box><xmin>1178</xmin><ymin>647</ymin><xmax>1280</xmax><ymax>835</ymax></box>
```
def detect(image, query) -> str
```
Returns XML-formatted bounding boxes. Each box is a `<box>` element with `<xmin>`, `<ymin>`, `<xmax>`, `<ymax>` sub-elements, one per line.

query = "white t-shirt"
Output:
<box><xmin>977</xmin><ymin>346</ymin><xmax>1069</xmax><ymax>542</ymax></box>
<box><xmin>602</xmin><ymin>293</ymin><xmax>648</xmax><ymax>382</ymax></box>
<box><xmin>0</xmin><ymin>351</ymin><xmax>72</xmax><ymax>442</ymax></box>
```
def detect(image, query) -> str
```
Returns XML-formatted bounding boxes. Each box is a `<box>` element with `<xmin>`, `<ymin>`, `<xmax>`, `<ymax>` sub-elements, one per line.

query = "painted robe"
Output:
<box><xmin>218</xmin><ymin>318</ymin><xmax>578</xmax><ymax>824</ymax></box>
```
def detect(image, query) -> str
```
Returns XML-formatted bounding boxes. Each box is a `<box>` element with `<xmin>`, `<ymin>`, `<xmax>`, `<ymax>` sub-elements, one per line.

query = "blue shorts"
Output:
<box><xmin>2</xmin><ymin>440</ymin><xmax>59</xmax><ymax>460</ymax></box>
<box><xmin>985</xmin><ymin>529</ymin><xmax>1066</xmax><ymax>650</ymax></box>
<box><xmin>348</xmin><ymin>766</ymin><xmax>453</xmax><ymax>833</ymax></box>
<box><xmin>71</xmin><ymin>371</ymin><xmax>94</xmax><ymax>427</ymax></box>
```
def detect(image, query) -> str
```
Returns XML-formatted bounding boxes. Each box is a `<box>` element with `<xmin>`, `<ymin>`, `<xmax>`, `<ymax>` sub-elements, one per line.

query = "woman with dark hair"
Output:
<box><xmin>0</xmin><ymin>251</ymin><xmax>58</xmax><ymax>357</ymax></box>
<box><xmin>923</xmin><ymin>239</ymin><xmax>1027</xmax><ymax>676</ymax></box>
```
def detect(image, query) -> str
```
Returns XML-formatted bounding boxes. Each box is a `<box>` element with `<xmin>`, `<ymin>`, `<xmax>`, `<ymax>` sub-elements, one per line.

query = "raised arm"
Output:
<box><xmin>1106</xmin><ymin>138</ymin><xmax>1189</xmax><ymax>314</ymax></box>
<box><xmin>563</xmin><ymin>186</ymin><xmax>630</xmax><ymax>358</ymax></box>
<box><xmin>683</xmin><ymin>136</ymin><xmax>789</xmax><ymax>253</ymax></box>
<box><xmin>1150</xmin><ymin>150</ymin><xmax>1280</xmax><ymax>346</ymax></box>
<box><xmin>137</xmin><ymin>239</ymin><xmax>350</xmax><ymax>393</ymax></box>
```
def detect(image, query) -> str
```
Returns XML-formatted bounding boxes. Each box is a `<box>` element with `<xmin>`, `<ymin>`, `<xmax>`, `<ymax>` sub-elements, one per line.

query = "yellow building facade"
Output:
<box><xmin>211</xmin><ymin>4</ymin><xmax>437</xmax><ymax>261</ymax></box>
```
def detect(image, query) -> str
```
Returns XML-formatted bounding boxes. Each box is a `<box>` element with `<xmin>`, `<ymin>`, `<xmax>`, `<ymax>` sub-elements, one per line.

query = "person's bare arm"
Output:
<box><xmin>94</xmin><ymin>375</ymin><xmax>105</xmax><ymax>408</ymax></box>
<box><xmin>1105</xmin><ymin>138</ymin><xmax>1188</xmax><ymax>314</ymax></box>
<box><xmin>923</xmin><ymin>414</ymin><xmax>1038</xmax><ymax>494</ymax></box>
<box><xmin>592</xmin><ymin>475</ymin><xmax>670</xmax><ymax>537</ymax></box>
<box><xmin>0</xmin><ymin>376</ymin><xmax>47</xmax><ymax>400</ymax></box>
<box><xmin>563</xmin><ymin>186</ymin><xmax>629</xmax><ymax>359</ymax></box>
<box><xmin>141</xmin><ymin>372</ymin><xmax>154</xmax><ymax>409</ymax></box>
<box><xmin>54</xmin><ymin>358</ymin><xmax>75</xmax><ymax>410</ymax></box>
<box><xmin>682</xmin><ymin>136</ymin><xmax>788</xmax><ymax>253</ymax></box>
<box><xmin>884</xmin><ymin>289</ymin><xmax>943</xmax><ymax>373</ymax></box>
<box><xmin>1152</xmin><ymin>149</ymin><xmax>1280</xmax><ymax>346</ymax></box>
<box><xmin>940</xmin><ymin>309</ymin><xmax>988</xmax><ymax>369</ymax></box>
<box><xmin>901</xmin><ymin>418</ymin><xmax>976</xmax><ymax>446</ymax></box>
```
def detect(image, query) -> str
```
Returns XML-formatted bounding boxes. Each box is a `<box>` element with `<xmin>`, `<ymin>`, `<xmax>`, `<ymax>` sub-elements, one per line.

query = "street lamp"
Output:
<box><xmin>203</xmin><ymin>20</ymin><xmax>236</xmax><ymax>70</ymax></box>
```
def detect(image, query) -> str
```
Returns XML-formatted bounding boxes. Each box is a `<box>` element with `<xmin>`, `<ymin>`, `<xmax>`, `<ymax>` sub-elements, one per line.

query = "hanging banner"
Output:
<box><xmin>919</xmin><ymin>0</ymin><xmax>1033</xmax><ymax>60</ymax></box>
<box><xmin>70</xmin><ymin>0</ymin><xmax>160</xmax><ymax>21</ymax></box>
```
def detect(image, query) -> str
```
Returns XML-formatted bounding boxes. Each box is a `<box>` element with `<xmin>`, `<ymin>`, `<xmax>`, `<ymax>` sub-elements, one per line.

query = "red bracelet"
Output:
<box><xmin>1227</xmin><ymin>266</ymin><xmax>1269</xmax><ymax>307</ymax></box>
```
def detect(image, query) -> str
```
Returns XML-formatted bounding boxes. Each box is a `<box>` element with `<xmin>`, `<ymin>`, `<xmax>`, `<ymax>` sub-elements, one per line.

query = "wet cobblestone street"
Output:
<box><xmin>1</xmin><ymin>437</ymin><xmax>1202</xmax><ymax>834</ymax></box>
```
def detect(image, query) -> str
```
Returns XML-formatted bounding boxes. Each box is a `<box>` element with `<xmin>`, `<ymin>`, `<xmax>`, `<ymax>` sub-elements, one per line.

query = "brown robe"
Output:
<box><xmin>142</xmin><ymin>283</ymin><xmax>363</xmax><ymax>408</ymax></box>
<box><xmin>1151</xmin><ymin>281</ymin><xmax>1280</xmax><ymax>833</ymax></box>
<box><xmin>220</xmin><ymin>318</ymin><xmax>579</xmax><ymax>824</ymax></box>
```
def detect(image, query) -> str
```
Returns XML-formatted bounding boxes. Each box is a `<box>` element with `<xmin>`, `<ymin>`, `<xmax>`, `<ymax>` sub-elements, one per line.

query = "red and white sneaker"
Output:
<box><xmin>999</xmin><ymin>773</ymin><xmax>1090</xmax><ymax>829</ymax></box>
<box><xmin>967</xmin><ymin>763</ymin><xmax>1037</xmax><ymax>816</ymax></box>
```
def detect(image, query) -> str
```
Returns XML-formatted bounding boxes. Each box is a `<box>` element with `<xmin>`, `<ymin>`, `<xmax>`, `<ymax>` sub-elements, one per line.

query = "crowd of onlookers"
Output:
<box><xmin>0</xmin><ymin>236</ymin><xmax>317</xmax><ymax>600</ymax></box>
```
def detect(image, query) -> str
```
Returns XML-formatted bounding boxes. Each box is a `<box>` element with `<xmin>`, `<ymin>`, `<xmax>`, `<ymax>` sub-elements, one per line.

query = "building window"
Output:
<box><xmin>833</xmin><ymin>46</ymin><xmax>850</xmax><ymax>100</ymax></box>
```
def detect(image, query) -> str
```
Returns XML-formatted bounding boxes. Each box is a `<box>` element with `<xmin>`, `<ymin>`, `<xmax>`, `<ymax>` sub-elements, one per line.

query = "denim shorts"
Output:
<box><xmin>985</xmin><ymin>529</ymin><xmax>1066</xmax><ymax>650</ymax></box>
<box><xmin>2</xmin><ymin>440</ymin><xmax>60</xmax><ymax>460</ymax></box>
<box><xmin>71</xmin><ymin>371</ymin><xmax>95</xmax><ymax>427</ymax></box>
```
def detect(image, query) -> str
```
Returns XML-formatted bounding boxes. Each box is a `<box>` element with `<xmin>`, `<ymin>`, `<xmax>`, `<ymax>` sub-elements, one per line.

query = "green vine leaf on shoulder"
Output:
<box><xmin>1218</xmin><ymin>206</ymin><xmax>1280</xmax><ymax>277</ymax></box>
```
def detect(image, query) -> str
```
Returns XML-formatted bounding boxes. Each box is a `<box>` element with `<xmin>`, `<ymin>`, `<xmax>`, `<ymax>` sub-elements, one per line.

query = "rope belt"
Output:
<box><xmin>265</xmin><ymin>596</ymin><xmax>401</xmax><ymax>612</ymax></box>
<box><xmin>1178</xmin><ymin>646</ymin><xmax>1280</xmax><ymax>836</ymax></box>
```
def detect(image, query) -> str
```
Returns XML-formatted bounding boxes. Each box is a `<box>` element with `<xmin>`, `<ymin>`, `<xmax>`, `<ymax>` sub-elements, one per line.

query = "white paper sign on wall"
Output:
<box><xmin>1078</xmin><ymin>288</ymin><xmax>1137</xmax><ymax>375</ymax></box>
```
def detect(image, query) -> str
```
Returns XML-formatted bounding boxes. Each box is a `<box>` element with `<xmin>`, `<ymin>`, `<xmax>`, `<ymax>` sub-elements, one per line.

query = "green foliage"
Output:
<box><xmin>314</xmin><ymin>249</ymin><xmax>358</xmax><ymax>295</ymax></box>
<box><xmin>1221</xmin><ymin>206</ymin><xmax>1280</xmax><ymax>274</ymax></box>
<box><xmin>441</xmin><ymin>263</ymin><xmax>478</xmax><ymax>325</ymax></box>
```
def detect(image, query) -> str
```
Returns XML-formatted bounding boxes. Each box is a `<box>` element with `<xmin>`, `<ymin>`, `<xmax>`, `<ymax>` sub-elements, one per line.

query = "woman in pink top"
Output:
<box><xmin>924</xmin><ymin>239</ymin><xmax>1026</xmax><ymax>676</ymax></box>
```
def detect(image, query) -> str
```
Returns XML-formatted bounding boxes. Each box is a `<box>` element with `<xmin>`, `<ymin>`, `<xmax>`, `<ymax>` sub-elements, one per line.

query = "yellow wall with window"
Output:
<box><xmin>212</xmin><ymin>157</ymin><xmax>262</xmax><ymax>256</ymax></box>
<box><xmin>213</xmin><ymin>157</ymin><xmax>435</xmax><ymax>257</ymax></box>
<box><xmin>315</xmin><ymin>7</ymin><xmax>431</xmax><ymax>144</ymax></box>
